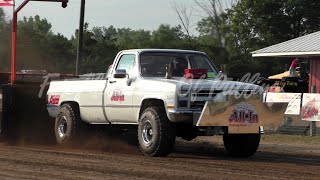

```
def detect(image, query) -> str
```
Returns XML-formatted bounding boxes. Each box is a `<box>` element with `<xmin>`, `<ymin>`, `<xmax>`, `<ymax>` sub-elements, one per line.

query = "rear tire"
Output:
<box><xmin>55</xmin><ymin>103</ymin><xmax>83</xmax><ymax>145</ymax></box>
<box><xmin>138</xmin><ymin>106</ymin><xmax>176</xmax><ymax>157</ymax></box>
<box><xmin>223</xmin><ymin>133</ymin><xmax>260</xmax><ymax>157</ymax></box>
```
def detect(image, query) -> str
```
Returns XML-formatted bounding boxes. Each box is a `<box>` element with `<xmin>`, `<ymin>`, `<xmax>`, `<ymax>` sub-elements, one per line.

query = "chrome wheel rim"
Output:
<box><xmin>58</xmin><ymin>116</ymin><xmax>68</xmax><ymax>138</ymax></box>
<box><xmin>142</xmin><ymin>120</ymin><xmax>153</xmax><ymax>146</ymax></box>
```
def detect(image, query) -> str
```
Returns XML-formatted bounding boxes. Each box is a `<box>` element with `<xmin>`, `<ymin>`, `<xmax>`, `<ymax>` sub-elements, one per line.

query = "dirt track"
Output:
<box><xmin>0</xmin><ymin>137</ymin><xmax>319</xmax><ymax>180</ymax></box>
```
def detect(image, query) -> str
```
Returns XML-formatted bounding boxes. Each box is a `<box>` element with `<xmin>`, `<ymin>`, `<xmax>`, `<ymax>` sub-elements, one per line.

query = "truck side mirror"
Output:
<box><xmin>114</xmin><ymin>69</ymin><xmax>127</xmax><ymax>78</ymax></box>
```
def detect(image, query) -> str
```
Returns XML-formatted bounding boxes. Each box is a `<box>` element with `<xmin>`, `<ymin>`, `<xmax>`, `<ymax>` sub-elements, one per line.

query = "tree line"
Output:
<box><xmin>0</xmin><ymin>0</ymin><xmax>320</xmax><ymax>78</ymax></box>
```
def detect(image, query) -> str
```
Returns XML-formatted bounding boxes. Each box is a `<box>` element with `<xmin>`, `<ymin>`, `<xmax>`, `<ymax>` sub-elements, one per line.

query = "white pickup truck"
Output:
<box><xmin>47</xmin><ymin>49</ymin><xmax>263</xmax><ymax>157</ymax></box>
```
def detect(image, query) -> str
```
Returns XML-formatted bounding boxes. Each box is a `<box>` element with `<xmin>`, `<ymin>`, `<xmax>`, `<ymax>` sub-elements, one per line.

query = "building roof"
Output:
<box><xmin>251</xmin><ymin>31</ymin><xmax>320</xmax><ymax>57</ymax></box>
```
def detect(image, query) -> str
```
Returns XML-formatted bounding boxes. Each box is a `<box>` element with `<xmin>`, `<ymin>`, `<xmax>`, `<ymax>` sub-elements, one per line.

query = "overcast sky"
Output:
<box><xmin>4</xmin><ymin>0</ymin><xmax>203</xmax><ymax>39</ymax></box>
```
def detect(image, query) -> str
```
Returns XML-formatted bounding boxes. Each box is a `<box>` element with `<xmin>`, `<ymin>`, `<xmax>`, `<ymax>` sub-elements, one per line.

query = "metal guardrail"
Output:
<box><xmin>276</xmin><ymin>125</ymin><xmax>319</xmax><ymax>136</ymax></box>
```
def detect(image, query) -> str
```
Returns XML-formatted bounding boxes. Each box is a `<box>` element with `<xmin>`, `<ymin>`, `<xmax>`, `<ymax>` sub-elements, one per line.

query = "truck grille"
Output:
<box><xmin>190</xmin><ymin>101</ymin><xmax>206</xmax><ymax>110</ymax></box>
<box><xmin>190</xmin><ymin>90</ymin><xmax>220</xmax><ymax>110</ymax></box>
<box><xmin>191</xmin><ymin>90</ymin><xmax>215</xmax><ymax>97</ymax></box>
<box><xmin>179</xmin><ymin>89</ymin><xmax>257</xmax><ymax>110</ymax></box>
<box><xmin>191</xmin><ymin>90</ymin><xmax>219</xmax><ymax>99</ymax></box>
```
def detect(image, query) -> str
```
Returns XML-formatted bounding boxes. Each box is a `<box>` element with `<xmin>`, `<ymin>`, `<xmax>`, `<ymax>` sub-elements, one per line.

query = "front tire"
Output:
<box><xmin>55</xmin><ymin>103</ymin><xmax>83</xmax><ymax>145</ymax></box>
<box><xmin>138</xmin><ymin>106</ymin><xmax>176</xmax><ymax>157</ymax></box>
<box><xmin>223</xmin><ymin>133</ymin><xmax>260</xmax><ymax>157</ymax></box>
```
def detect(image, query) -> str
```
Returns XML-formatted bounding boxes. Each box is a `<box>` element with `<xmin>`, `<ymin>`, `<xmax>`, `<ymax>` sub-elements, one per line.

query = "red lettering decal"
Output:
<box><xmin>229</xmin><ymin>110</ymin><xmax>259</xmax><ymax>124</ymax></box>
<box><xmin>111</xmin><ymin>90</ymin><xmax>125</xmax><ymax>102</ymax></box>
<box><xmin>49</xmin><ymin>95</ymin><xmax>60</xmax><ymax>105</ymax></box>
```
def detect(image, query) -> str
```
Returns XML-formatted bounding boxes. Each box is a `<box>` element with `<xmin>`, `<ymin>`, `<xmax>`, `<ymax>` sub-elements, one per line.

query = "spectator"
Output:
<box><xmin>172</xmin><ymin>57</ymin><xmax>188</xmax><ymax>76</ymax></box>
<box><xmin>289</xmin><ymin>58</ymin><xmax>299</xmax><ymax>76</ymax></box>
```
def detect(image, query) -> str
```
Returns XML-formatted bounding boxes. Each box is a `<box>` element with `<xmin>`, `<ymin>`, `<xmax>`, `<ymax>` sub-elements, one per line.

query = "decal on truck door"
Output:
<box><xmin>111</xmin><ymin>89</ymin><xmax>124</xmax><ymax>101</ymax></box>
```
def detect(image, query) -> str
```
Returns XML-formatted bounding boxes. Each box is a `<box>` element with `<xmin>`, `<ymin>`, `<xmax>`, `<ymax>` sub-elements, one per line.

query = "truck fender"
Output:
<box><xmin>57</xmin><ymin>101</ymin><xmax>81</xmax><ymax>117</ymax></box>
<box><xmin>138</xmin><ymin>98</ymin><xmax>171</xmax><ymax>122</ymax></box>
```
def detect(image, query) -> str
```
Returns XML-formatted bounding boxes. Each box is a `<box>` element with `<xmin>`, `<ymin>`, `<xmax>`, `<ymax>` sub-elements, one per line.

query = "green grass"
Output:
<box><xmin>261</xmin><ymin>134</ymin><xmax>320</xmax><ymax>146</ymax></box>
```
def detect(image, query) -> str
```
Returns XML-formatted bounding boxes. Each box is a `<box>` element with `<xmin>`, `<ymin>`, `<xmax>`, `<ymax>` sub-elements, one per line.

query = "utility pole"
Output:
<box><xmin>76</xmin><ymin>0</ymin><xmax>85</xmax><ymax>75</ymax></box>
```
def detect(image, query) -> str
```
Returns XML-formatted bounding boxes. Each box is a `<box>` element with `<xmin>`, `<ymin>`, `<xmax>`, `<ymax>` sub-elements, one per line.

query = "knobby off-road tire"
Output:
<box><xmin>55</xmin><ymin>103</ymin><xmax>84</xmax><ymax>146</ymax></box>
<box><xmin>138</xmin><ymin>106</ymin><xmax>176</xmax><ymax>157</ymax></box>
<box><xmin>223</xmin><ymin>133</ymin><xmax>260</xmax><ymax>157</ymax></box>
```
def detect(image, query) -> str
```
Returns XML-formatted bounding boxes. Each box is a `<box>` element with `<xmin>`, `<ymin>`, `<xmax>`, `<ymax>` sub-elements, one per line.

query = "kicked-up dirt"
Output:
<box><xmin>0</xmin><ymin>135</ymin><xmax>319</xmax><ymax>180</ymax></box>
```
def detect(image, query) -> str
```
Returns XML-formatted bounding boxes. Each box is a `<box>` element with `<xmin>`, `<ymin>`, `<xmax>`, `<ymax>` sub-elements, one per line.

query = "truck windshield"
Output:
<box><xmin>140</xmin><ymin>52</ymin><xmax>218</xmax><ymax>78</ymax></box>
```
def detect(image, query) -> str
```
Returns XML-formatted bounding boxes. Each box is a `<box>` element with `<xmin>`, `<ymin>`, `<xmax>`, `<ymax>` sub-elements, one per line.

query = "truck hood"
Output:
<box><xmin>143</xmin><ymin>77</ymin><xmax>263</xmax><ymax>92</ymax></box>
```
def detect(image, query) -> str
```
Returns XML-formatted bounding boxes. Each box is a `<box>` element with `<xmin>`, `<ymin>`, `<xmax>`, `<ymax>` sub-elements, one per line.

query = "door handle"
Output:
<box><xmin>109</xmin><ymin>81</ymin><xmax>116</xmax><ymax>84</ymax></box>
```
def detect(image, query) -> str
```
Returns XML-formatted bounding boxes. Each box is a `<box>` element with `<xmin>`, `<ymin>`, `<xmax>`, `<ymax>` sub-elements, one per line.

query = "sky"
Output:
<box><xmin>4</xmin><ymin>0</ymin><xmax>204</xmax><ymax>39</ymax></box>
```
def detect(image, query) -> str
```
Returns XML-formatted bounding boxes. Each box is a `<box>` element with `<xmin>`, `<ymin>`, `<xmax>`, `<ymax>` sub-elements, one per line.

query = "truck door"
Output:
<box><xmin>105</xmin><ymin>53</ymin><xmax>137</xmax><ymax>123</ymax></box>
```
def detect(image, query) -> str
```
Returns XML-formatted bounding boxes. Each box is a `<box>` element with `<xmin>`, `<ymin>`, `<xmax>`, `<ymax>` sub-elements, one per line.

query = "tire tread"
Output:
<box><xmin>139</xmin><ymin>106</ymin><xmax>176</xmax><ymax>157</ymax></box>
<box><xmin>55</xmin><ymin>103</ymin><xmax>83</xmax><ymax>145</ymax></box>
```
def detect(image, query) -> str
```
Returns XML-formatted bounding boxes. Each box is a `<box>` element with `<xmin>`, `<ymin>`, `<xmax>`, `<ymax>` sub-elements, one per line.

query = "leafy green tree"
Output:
<box><xmin>116</xmin><ymin>28</ymin><xmax>151</xmax><ymax>50</ymax></box>
<box><xmin>150</xmin><ymin>24</ymin><xmax>186</xmax><ymax>49</ymax></box>
<box><xmin>45</xmin><ymin>33</ymin><xmax>75</xmax><ymax>73</ymax></box>
<box><xmin>92</xmin><ymin>26</ymin><xmax>119</xmax><ymax>68</ymax></box>
<box><xmin>71</xmin><ymin>23</ymin><xmax>99</xmax><ymax>74</ymax></box>
<box><xmin>196</xmin><ymin>14</ymin><xmax>230</xmax><ymax>67</ymax></box>
<box><xmin>17</xmin><ymin>15</ymin><xmax>74</xmax><ymax>73</ymax></box>
<box><xmin>194</xmin><ymin>0</ymin><xmax>236</xmax><ymax>70</ymax></box>
<box><xmin>0</xmin><ymin>8</ymin><xmax>11</xmax><ymax>71</ymax></box>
